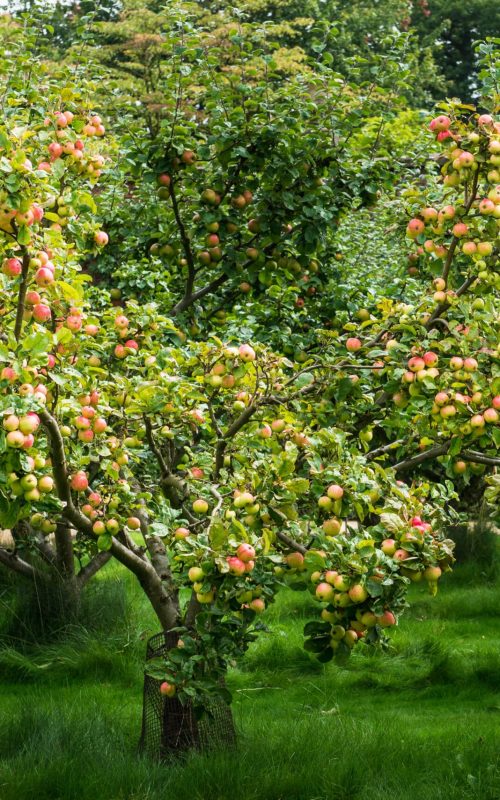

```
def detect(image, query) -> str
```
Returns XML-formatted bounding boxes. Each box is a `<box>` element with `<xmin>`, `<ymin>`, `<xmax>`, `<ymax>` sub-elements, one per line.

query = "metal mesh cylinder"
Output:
<box><xmin>139</xmin><ymin>631</ymin><xmax>237</xmax><ymax>759</ymax></box>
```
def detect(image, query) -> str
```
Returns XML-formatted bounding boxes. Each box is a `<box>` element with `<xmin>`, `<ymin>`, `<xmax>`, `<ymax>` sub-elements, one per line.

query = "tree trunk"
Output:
<box><xmin>139</xmin><ymin>631</ymin><xmax>236</xmax><ymax>760</ymax></box>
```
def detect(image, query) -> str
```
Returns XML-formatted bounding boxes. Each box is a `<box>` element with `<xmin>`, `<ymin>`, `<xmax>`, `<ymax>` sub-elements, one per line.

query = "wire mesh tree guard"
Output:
<box><xmin>139</xmin><ymin>631</ymin><xmax>237</xmax><ymax>759</ymax></box>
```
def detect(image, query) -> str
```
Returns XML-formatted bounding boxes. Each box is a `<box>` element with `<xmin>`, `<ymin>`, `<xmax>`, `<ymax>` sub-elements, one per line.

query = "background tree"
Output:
<box><xmin>411</xmin><ymin>0</ymin><xmax>500</xmax><ymax>101</ymax></box>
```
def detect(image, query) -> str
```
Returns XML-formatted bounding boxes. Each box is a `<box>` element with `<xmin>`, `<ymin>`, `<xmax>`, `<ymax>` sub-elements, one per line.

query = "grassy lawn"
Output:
<box><xmin>0</xmin><ymin>562</ymin><xmax>499</xmax><ymax>800</ymax></box>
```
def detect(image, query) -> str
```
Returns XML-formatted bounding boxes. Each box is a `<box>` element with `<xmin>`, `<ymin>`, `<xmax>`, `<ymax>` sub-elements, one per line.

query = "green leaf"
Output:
<box><xmin>97</xmin><ymin>535</ymin><xmax>112</xmax><ymax>551</ymax></box>
<box><xmin>17</xmin><ymin>226</ymin><xmax>31</xmax><ymax>245</ymax></box>
<box><xmin>448</xmin><ymin>438</ymin><xmax>462</xmax><ymax>457</ymax></box>
<box><xmin>304</xmin><ymin>550</ymin><xmax>326</xmax><ymax>571</ymax></box>
<box><xmin>295</xmin><ymin>372</ymin><xmax>315</xmax><ymax>389</ymax></box>
<box><xmin>317</xmin><ymin>646</ymin><xmax>335</xmax><ymax>662</ymax></box>
<box><xmin>0</xmin><ymin>493</ymin><xmax>23</xmax><ymax>528</ymax></box>
<box><xmin>304</xmin><ymin>620</ymin><xmax>330</xmax><ymax>636</ymax></box>
<box><xmin>22</xmin><ymin>331</ymin><xmax>51</xmax><ymax>357</ymax></box>
<box><xmin>208</xmin><ymin>520</ymin><xmax>227</xmax><ymax>550</ymax></box>
<box><xmin>285</xmin><ymin>478</ymin><xmax>310</xmax><ymax>495</ymax></box>
<box><xmin>380</xmin><ymin>513</ymin><xmax>405</xmax><ymax>534</ymax></box>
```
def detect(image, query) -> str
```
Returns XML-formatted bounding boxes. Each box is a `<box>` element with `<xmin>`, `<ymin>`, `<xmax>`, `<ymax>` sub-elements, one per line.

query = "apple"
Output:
<box><xmin>181</xmin><ymin>149</ymin><xmax>196</xmax><ymax>165</ymax></box>
<box><xmin>484</xmin><ymin>408</ymin><xmax>498</xmax><ymax>423</ymax></box>
<box><xmin>326</xmin><ymin>484</ymin><xmax>344</xmax><ymax>500</ymax></box>
<box><xmin>393</xmin><ymin>549</ymin><xmax>409</xmax><ymax>561</ymax></box>
<box><xmin>1</xmin><ymin>367</ymin><xmax>17</xmax><ymax>383</ymax></box>
<box><xmin>236</xmin><ymin>543</ymin><xmax>255</xmax><ymax>562</ymax></box>
<box><xmin>452</xmin><ymin>222</ymin><xmax>468</xmax><ymax>237</ymax></box>
<box><xmin>106</xmin><ymin>518</ymin><xmax>120</xmax><ymax>534</ymax></box>
<box><xmin>408</xmin><ymin>356</ymin><xmax>425</xmax><ymax>372</ymax></box>
<box><xmin>3</xmin><ymin>415</ymin><xmax>19</xmax><ymax>432</ymax></box>
<box><xmin>423</xmin><ymin>351</ymin><xmax>438</xmax><ymax>367</ymax></box>
<box><xmin>377</xmin><ymin>611</ymin><xmax>396</xmax><ymax>627</ymax></box>
<box><xmin>188</xmin><ymin>567</ymin><xmax>204</xmax><ymax>582</ymax></box>
<box><xmin>330</xmin><ymin>625</ymin><xmax>346</xmax><ymax>641</ymax></box>
<box><xmin>285</xmin><ymin>552</ymin><xmax>305</xmax><ymax>570</ymax></box>
<box><xmin>318</xmin><ymin>495</ymin><xmax>333</xmax><ymax>510</ymax></box>
<box><xmin>463</xmin><ymin>357</ymin><xmax>478</xmax><ymax>372</ymax></box>
<box><xmin>271</xmin><ymin>419</ymin><xmax>286</xmax><ymax>433</ymax></box>
<box><xmin>360</xmin><ymin>611</ymin><xmax>377</xmax><ymax>627</ymax></box>
<box><xmin>316</xmin><ymin>582</ymin><xmax>335</xmax><ymax>602</ymax></box>
<box><xmin>477</xmin><ymin>241</ymin><xmax>493</xmax><ymax>256</ymax></box>
<box><xmin>332</xmin><ymin>574</ymin><xmax>349</xmax><ymax>591</ymax></box>
<box><xmin>160</xmin><ymin>681</ymin><xmax>176</xmax><ymax>698</ymax></box>
<box><xmin>461</xmin><ymin>150</ymin><xmax>476</xmax><ymax>167</ymax></box>
<box><xmin>93</xmin><ymin>418</ymin><xmax>107</xmax><ymax>434</ymax></box>
<box><xmin>423</xmin><ymin>566</ymin><xmax>442</xmax><ymax>582</ymax></box>
<box><xmin>346</xmin><ymin>337</ymin><xmax>362</xmax><ymax>352</ymax></box>
<box><xmin>434</xmin><ymin>392</ymin><xmax>449</xmax><ymax>407</ymax></box>
<box><xmin>324</xmin><ymin>570</ymin><xmax>338</xmax><ymax>586</ymax></box>
<box><xmin>449</xmin><ymin>356</ymin><xmax>463</xmax><ymax>370</ymax></box>
<box><xmin>406</xmin><ymin>218</ymin><xmax>425</xmax><ymax>238</ymax></box>
<box><xmin>20</xmin><ymin>474</ymin><xmax>38</xmax><ymax>491</ymax></box>
<box><xmin>48</xmin><ymin>141</ymin><xmax>63</xmax><ymax>159</ymax></box>
<box><xmin>344</xmin><ymin>630</ymin><xmax>358</xmax><ymax>648</ymax></box>
<box><xmin>348</xmin><ymin>584</ymin><xmax>368</xmax><ymax>603</ymax></box>
<box><xmin>381</xmin><ymin>539</ymin><xmax>396</xmax><ymax>556</ymax></box>
<box><xmin>70</xmin><ymin>471</ymin><xmax>88</xmax><ymax>492</ymax></box>
<box><xmin>196</xmin><ymin>590</ymin><xmax>214</xmax><ymax>604</ymax></box>
<box><xmin>34</xmin><ymin>267</ymin><xmax>54</xmax><ymax>287</ymax></box>
<box><xmin>478</xmin><ymin>114</ymin><xmax>494</xmax><ymax>127</ymax></box>
<box><xmin>125</xmin><ymin>516</ymin><xmax>141</xmax><ymax>530</ymax></box>
<box><xmin>421</xmin><ymin>207</ymin><xmax>438</xmax><ymax>222</ymax></box>
<box><xmin>32</xmin><ymin>303</ymin><xmax>52</xmax><ymax>323</ymax></box>
<box><xmin>233</xmin><ymin>491</ymin><xmax>254</xmax><ymax>509</ymax></box>
<box><xmin>429</xmin><ymin>115</ymin><xmax>451</xmax><ymax>132</ymax></box>
<box><xmin>2</xmin><ymin>257</ymin><xmax>22</xmax><ymax>277</ymax></box>
<box><xmin>238</xmin><ymin>344</ymin><xmax>256</xmax><ymax>362</ymax></box>
<box><xmin>322</xmin><ymin>518</ymin><xmax>341</xmax><ymax>536</ymax></box>
<box><xmin>249</xmin><ymin>598</ymin><xmax>265</xmax><ymax>614</ymax></box>
<box><xmin>227</xmin><ymin>556</ymin><xmax>246</xmax><ymax>576</ymax></box>
<box><xmin>479</xmin><ymin>198</ymin><xmax>495</xmax><ymax>215</ymax></box>
<box><xmin>94</xmin><ymin>230</ymin><xmax>109</xmax><ymax>246</ymax></box>
<box><xmin>92</xmin><ymin>520</ymin><xmax>106</xmax><ymax>535</ymax></box>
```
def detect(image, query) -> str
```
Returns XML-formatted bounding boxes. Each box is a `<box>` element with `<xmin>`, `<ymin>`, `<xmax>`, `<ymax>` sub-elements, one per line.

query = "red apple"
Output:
<box><xmin>346</xmin><ymin>337</ymin><xmax>362</xmax><ymax>352</ymax></box>
<box><xmin>71</xmin><ymin>472</ymin><xmax>89</xmax><ymax>492</ymax></box>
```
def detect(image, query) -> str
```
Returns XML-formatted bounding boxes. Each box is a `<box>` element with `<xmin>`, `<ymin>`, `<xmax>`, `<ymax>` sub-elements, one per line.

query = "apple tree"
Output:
<box><xmin>0</xmin><ymin>89</ymin><xmax>451</xmax><ymax>678</ymax></box>
<box><xmin>0</xmin><ymin>31</ymin><xmax>498</xmax><ymax>753</ymax></box>
<box><xmin>83</xmin><ymin>4</ymin><xmax>426</xmax><ymax>335</ymax></box>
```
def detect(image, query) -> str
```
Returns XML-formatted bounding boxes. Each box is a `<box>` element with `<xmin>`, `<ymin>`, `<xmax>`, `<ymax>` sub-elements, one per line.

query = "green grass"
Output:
<box><xmin>0</xmin><ymin>564</ymin><xmax>499</xmax><ymax>800</ymax></box>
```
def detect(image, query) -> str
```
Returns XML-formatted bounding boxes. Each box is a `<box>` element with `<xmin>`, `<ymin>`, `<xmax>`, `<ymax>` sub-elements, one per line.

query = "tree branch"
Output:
<box><xmin>214</xmin><ymin>401</ymin><xmax>259</xmax><ymax>478</ymax></box>
<box><xmin>462</xmin><ymin>450</ymin><xmax>500</xmax><ymax>467</ymax></box>
<box><xmin>55</xmin><ymin>520</ymin><xmax>75</xmax><ymax>578</ymax></box>
<box><xmin>39</xmin><ymin>409</ymin><xmax>94</xmax><ymax>535</ymax></box>
<box><xmin>276</xmin><ymin>530</ymin><xmax>307</xmax><ymax>555</ymax></box>
<box><xmin>169</xmin><ymin>180</ymin><xmax>197</xmax><ymax>303</ymax></box>
<box><xmin>392</xmin><ymin>442</ymin><xmax>451</xmax><ymax>471</ymax></box>
<box><xmin>366</xmin><ymin>440</ymin><xmax>405</xmax><ymax>460</ymax></box>
<box><xmin>171</xmin><ymin>272</ymin><xmax>230</xmax><ymax>315</ymax></box>
<box><xmin>144</xmin><ymin>416</ymin><xmax>170</xmax><ymax>478</ymax></box>
<box><xmin>14</xmin><ymin>248</ymin><xmax>30</xmax><ymax>341</ymax></box>
<box><xmin>0</xmin><ymin>548</ymin><xmax>40</xmax><ymax>580</ymax></box>
<box><xmin>77</xmin><ymin>551</ymin><xmax>112</xmax><ymax>587</ymax></box>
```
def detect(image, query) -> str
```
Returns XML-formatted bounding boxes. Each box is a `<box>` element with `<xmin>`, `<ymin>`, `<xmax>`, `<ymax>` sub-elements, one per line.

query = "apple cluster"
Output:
<box><xmin>294</xmin><ymin>512</ymin><xmax>449</xmax><ymax>659</ymax></box>
<box><xmin>185</xmin><ymin>543</ymin><xmax>266</xmax><ymax>614</ymax></box>
<box><xmin>406</xmin><ymin>112</ymin><xmax>499</xmax><ymax>291</ymax></box>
